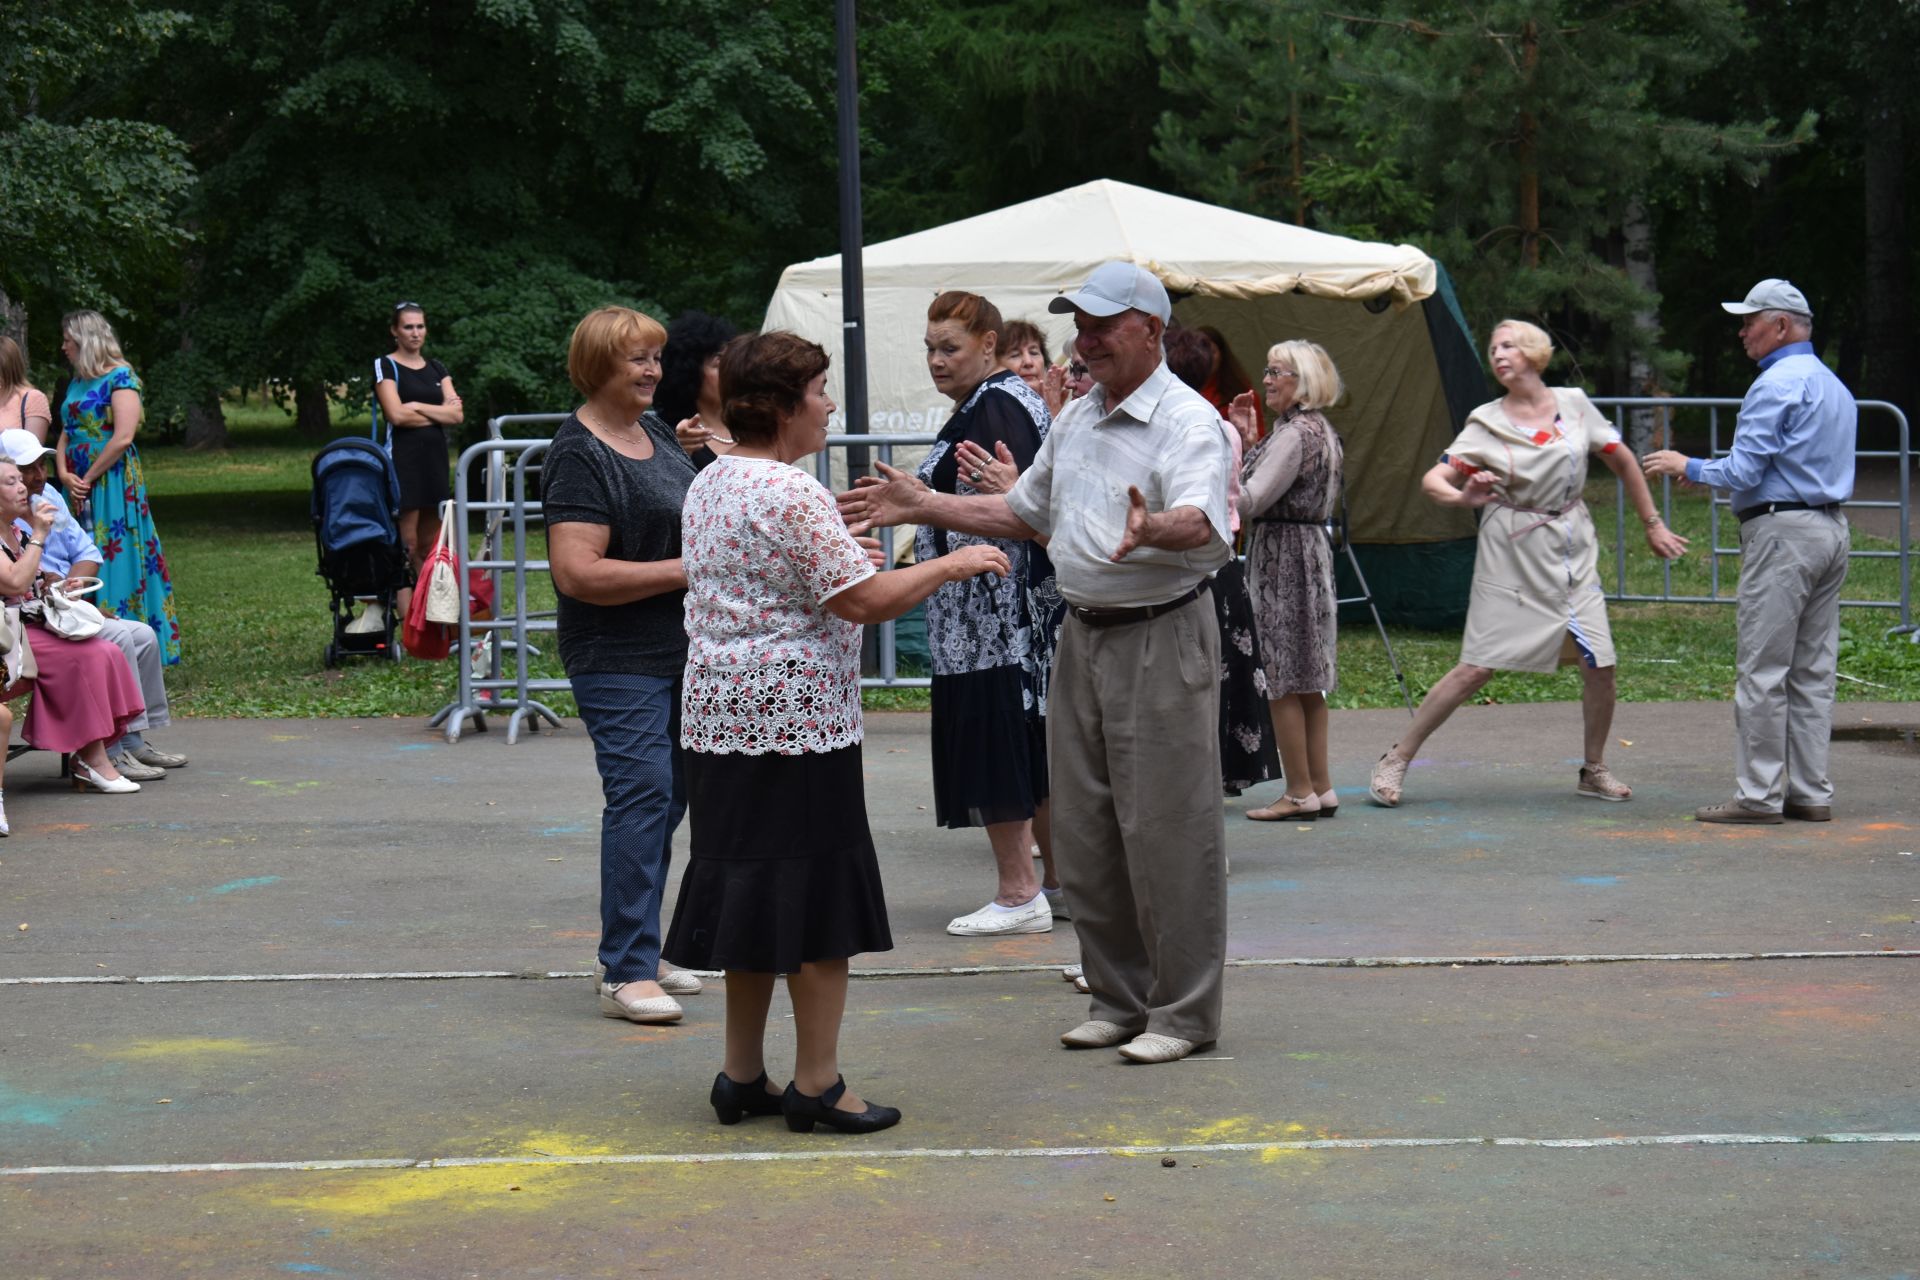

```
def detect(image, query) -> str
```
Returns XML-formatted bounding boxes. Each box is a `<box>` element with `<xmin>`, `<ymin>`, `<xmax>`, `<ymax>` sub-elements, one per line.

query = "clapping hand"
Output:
<box><xmin>954</xmin><ymin>439</ymin><xmax>1018</xmax><ymax>494</ymax></box>
<box><xmin>854</xmin><ymin>534</ymin><xmax>887</xmax><ymax>569</ymax></box>
<box><xmin>836</xmin><ymin>461</ymin><xmax>926</xmax><ymax>530</ymax></box>
<box><xmin>1042</xmin><ymin>364</ymin><xmax>1070</xmax><ymax>417</ymax></box>
<box><xmin>1227</xmin><ymin>391</ymin><xmax>1261</xmax><ymax>449</ymax></box>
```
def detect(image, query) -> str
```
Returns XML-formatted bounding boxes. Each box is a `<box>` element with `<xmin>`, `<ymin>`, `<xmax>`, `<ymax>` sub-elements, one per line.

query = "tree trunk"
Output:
<box><xmin>1288</xmin><ymin>40</ymin><xmax>1304</xmax><ymax>225</ymax></box>
<box><xmin>1861</xmin><ymin>84</ymin><xmax>1910</xmax><ymax>432</ymax></box>
<box><xmin>294</xmin><ymin>380</ymin><xmax>332</xmax><ymax>440</ymax></box>
<box><xmin>183</xmin><ymin>400</ymin><xmax>228</xmax><ymax>450</ymax></box>
<box><xmin>1517</xmin><ymin>22</ymin><xmax>1540</xmax><ymax>269</ymax></box>
<box><xmin>0</xmin><ymin>285</ymin><xmax>26</xmax><ymax>364</ymax></box>
<box><xmin>1621</xmin><ymin>195</ymin><xmax>1664</xmax><ymax>453</ymax></box>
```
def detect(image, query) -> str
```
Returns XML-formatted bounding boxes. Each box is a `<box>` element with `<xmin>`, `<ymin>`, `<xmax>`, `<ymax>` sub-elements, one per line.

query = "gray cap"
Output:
<box><xmin>1048</xmin><ymin>261</ymin><xmax>1172</xmax><ymax>324</ymax></box>
<box><xmin>1721</xmin><ymin>278</ymin><xmax>1812</xmax><ymax>319</ymax></box>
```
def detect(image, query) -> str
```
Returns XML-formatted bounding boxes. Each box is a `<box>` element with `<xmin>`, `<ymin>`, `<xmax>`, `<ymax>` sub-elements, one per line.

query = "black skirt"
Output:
<box><xmin>663</xmin><ymin>744</ymin><xmax>893</xmax><ymax>973</ymax></box>
<box><xmin>392</xmin><ymin>423</ymin><xmax>451</xmax><ymax>512</ymax></box>
<box><xmin>928</xmin><ymin>664</ymin><xmax>1048</xmax><ymax>829</ymax></box>
<box><xmin>1215</xmin><ymin>558</ymin><xmax>1282</xmax><ymax>795</ymax></box>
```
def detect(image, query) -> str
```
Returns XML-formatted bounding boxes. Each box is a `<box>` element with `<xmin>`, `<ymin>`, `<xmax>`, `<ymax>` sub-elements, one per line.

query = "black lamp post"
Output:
<box><xmin>834</xmin><ymin>0</ymin><xmax>869</xmax><ymax>477</ymax></box>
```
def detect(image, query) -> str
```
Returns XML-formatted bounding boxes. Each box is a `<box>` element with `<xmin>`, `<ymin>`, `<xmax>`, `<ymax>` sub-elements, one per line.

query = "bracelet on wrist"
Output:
<box><xmin>1642</xmin><ymin>514</ymin><xmax>1663</xmax><ymax>528</ymax></box>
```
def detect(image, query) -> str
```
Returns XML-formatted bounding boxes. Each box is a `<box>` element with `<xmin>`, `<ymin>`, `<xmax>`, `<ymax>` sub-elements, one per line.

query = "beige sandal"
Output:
<box><xmin>1369</xmin><ymin>749</ymin><xmax>1409</xmax><ymax>807</ymax></box>
<box><xmin>1577</xmin><ymin>762</ymin><xmax>1631</xmax><ymax>802</ymax></box>
<box><xmin>1247</xmin><ymin>793</ymin><xmax>1320</xmax><ymax>822</ymax></box>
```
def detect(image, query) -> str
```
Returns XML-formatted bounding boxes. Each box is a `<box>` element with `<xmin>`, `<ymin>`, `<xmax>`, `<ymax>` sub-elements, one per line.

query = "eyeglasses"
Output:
<box><xmin>1262</xmin><ymin>367</ymin><xmax>1297</xmax><ymax>380</ymax></box>
<box><xmin>1068</xmin><ymin>363</ymin><xmax>1089</xmax><ymax>378</ymax></box>
<box><xmin>392</xmin><ymin>301</ymin><xmax>422</xmax><ymax>314</ymax></box>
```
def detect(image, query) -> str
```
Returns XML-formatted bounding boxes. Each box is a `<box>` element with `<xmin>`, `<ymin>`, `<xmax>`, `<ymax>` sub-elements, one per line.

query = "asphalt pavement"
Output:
<box><xmin>2</xmin><ymin>701</ymin><xmax>1917</xmax><ymax>1278</ymax></box>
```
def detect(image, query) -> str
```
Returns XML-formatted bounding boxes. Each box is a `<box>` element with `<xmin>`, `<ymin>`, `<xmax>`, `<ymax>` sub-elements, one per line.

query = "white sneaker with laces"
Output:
<box><xmin>946</xmin><ymin>893</ymin><xmax>1053</xmax><ymax>936</ymax></box>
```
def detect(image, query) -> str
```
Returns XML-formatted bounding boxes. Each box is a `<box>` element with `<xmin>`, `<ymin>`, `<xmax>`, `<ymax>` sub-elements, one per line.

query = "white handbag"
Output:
<box><xmin>422</xmin><ymin>502</ymin><xmax>462</xmax><ymax>625</ymax></box>
<box><xmin>40</xmin><ymin>576</ymin><xmax>106</xmax><ymax>641</ymax></box>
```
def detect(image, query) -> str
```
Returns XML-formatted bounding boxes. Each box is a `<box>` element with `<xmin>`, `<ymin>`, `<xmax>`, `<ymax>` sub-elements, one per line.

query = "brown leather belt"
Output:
<box><xmin>1067</xmin><ymin>581</ymin><xmax>1209</xmax><ymax>629</ymax></box>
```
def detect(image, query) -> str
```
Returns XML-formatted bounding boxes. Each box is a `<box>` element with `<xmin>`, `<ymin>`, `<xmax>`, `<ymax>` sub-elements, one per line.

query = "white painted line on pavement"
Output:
<box><xmin>4</xmin><ymin>949</ymin><xmax>1916</xmax><ymax>987</ymax></box>
<box><xmin>6</xmin><ymin>1132</ymin><xmax>1919</xmax><ymax>1178</ymax></box>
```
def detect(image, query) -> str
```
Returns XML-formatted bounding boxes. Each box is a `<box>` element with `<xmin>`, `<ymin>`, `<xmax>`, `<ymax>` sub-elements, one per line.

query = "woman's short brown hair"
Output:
<box><xmin>926</xmin><ymin>291</ymin><xmax>1003</xmax><ymax>356</ymax></box>
<box><xmin>719</xmin><ymin>331</ymin><xmax>832</xmax><ymax>445</ymax></box>
<box><xmin>999</xmin><ymin>319</ymin><xmax>1048</xmax><ymax>364</ymax></box>
<box><xmin>566</xmin><ymin>305</ymin><xmax>669</xmax><ymax>397</ymax></box>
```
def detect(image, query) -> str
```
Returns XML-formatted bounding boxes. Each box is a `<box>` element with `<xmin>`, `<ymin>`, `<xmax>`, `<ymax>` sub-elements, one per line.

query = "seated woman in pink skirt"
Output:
<box><xmin>0</xmin><ymin>459</ymin><xmax>145</xmax><ymax>800</ymax></box>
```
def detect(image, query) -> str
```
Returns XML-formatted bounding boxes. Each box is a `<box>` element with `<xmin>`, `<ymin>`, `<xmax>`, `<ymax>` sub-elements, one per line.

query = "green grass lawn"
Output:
<box><xmin>146</xmin><ymin>406</ymin><xmax>1920</xmax><ymax>718</ymax></box>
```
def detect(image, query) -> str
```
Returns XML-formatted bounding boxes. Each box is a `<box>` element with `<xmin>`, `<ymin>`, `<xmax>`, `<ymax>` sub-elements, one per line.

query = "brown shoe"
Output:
<box><xmin>1783</xmin><ymin>802</ymin><xmax>1832</xmax><ymax>822</ymax></box>
<box><xmin>1695</xmin><ymin>801</ymin><xmax>1783</xmax><ymax>825</ymax></box>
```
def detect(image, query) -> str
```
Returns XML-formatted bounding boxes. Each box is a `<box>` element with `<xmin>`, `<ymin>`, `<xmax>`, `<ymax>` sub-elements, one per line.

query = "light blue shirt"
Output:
<box><xmin>13</xmin><ymin>498</ymin><xmax>102</xmax><ymax>580</ymax></box>
<box><xmin>1685</xmin><ymin>341</ymin><xmax>1856</xmax><ymax>511</ymax></box>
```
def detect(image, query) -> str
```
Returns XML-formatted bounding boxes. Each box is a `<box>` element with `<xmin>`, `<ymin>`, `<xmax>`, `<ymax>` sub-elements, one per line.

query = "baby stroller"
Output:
<box><xmin>311</xmin><ymin>437</ymin><xmax>412</xmax><ymax>667</ymax></box>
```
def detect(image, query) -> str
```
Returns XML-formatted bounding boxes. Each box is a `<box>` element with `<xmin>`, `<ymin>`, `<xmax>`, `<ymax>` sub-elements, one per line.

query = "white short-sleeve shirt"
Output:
<box><xmin>1004</xmin><ymin>361</ymin><xmax>1232</xmax><ymax>608</ymax></box>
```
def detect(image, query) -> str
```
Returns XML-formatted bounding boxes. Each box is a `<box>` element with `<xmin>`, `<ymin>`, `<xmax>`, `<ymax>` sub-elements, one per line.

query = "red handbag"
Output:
<box><xmin>403</xmin><ymin>527</ymin><xmax>457</xmax><ymax>660</ymax></box>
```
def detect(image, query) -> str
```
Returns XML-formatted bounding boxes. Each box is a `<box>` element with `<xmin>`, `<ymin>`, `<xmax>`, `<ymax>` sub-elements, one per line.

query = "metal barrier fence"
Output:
<box><xmin>1590</xmin><ymin>398</ymin><xmax>1912</xmax><ymax>636</ymax></box>
<box><xmin>431</xmin><ymin>403</ymin><xmax>1914</xmax><ymax>741</ymax></box>
<box><xmin>429</xmin><ymin>415</ymin><xmax>569</xmax><ymax>742</ymax></box>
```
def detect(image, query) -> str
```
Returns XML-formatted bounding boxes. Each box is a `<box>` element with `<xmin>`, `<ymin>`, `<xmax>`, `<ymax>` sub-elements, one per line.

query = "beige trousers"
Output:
<box><xmin>1734</xmin><ymin>509</ymin><xmax>1850</xmax><ymax>810</ymax></box>
<box><xmin>1049</xmin><ymin>593</ymin><xmax>1227</xmax><ymax>1044</ymax></box>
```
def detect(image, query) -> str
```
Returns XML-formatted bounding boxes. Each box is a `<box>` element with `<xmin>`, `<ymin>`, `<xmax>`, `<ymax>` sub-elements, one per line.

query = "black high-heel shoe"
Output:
<box><xmin>710</xmin><ymin>1071</ymin><xmax>785</xmax><ymax>1125</ymax></box>
<box><xmin>782</xmin><ymin>1076</ymin><xmax>901</xmax><ymax>1135</ymax></box>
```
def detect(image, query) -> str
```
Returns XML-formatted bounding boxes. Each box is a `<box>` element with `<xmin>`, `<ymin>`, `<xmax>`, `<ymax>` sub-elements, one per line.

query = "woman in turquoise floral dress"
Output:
<box><xmin>56</xmin><ymin>310</ymin><xmax>179</xmax><ymax>664</ymax></box>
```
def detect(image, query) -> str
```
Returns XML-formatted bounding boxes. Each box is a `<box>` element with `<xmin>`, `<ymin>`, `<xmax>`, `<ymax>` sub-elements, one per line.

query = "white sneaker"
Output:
<box><xmin>946</xmin><ymin>893</ymin><xmax>1053</xmax><ymax>936</ymax></box>
<box><xmin>1061</xmin><ymin>964</ymin><xmax>1083</xmax><ymax>982</ymax></box>
<box><xmin>344</xmin><ymin>601</ymin><xmax>386</xmax><ymax>635</ymax></box>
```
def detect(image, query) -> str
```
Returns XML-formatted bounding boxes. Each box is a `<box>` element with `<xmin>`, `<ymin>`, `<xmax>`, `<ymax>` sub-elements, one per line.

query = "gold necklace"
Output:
<box><xmin>582</xmin><ymin>406</ymin><xmax>646</xmax><ymax>438</ymax></box>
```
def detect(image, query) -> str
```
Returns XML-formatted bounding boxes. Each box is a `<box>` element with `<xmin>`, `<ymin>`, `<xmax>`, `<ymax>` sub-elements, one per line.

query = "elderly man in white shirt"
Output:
<box><xmin>841</xmin><ymin>262</ymin><xmax>1233</xmax><ymax>1064</ymax></box>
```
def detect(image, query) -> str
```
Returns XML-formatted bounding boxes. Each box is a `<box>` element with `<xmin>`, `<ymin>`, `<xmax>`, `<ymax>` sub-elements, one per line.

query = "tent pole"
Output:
<box><xmin>835</xmin><ymin>0</ymin><xmax>870</xmax><ymax>479</ymax></box>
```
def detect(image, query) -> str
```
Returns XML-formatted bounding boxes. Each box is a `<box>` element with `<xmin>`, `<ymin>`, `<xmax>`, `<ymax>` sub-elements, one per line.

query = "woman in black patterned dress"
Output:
<box><xmin>1235</xmin><ymin>340</ymin><xmax>1345</xmax><ymax>821</ymax></box>
<box><xmin>1164</xmin><ymin>325</ymin><xmax>1280</xmax><ymax>797</ymax></box>
<box><xmin>915</xmin><ymin>291</ymin><xmax>1064</xmax><ymax>937</ymax></box>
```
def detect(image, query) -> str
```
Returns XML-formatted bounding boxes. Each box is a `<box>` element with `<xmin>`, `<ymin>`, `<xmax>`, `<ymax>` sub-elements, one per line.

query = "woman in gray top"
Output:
<box><xmin>544</xmin><ymin>306</ymin><xmax>701</xmax><ymax>1025</ymax></box>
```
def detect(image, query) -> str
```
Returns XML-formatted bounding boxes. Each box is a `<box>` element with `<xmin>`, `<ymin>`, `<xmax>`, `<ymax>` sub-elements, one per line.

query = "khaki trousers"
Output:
<box><xmin>1050</xmin><ymin>593</ymin><xmax>1226</xmax><ymax>1044</ymax></box>
<box><xmin>1734</xmin><ymin>509</ymin><xmax>1850</xmax><ymax>810</ymax></box>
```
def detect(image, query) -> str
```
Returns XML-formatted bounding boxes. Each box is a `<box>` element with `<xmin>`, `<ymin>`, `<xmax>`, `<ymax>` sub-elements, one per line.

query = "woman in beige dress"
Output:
<box><xmin>1368</xmin><ymin>320</ymin><xmax>1688</xmax><ymax>807</ymax></box>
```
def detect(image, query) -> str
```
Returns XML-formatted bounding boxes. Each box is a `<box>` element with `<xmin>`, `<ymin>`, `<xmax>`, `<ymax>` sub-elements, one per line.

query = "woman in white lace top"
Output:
<box><xmin>663</xmin><ymin>331</ymin><xmax>1008</xmax><ymax>1136</ymax></box>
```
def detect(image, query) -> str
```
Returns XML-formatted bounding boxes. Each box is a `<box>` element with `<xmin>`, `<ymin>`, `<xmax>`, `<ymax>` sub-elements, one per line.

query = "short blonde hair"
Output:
<box><xmin>567</xmin><ymin>306</ymin><xmax>669</xmax><ymax>397</ymax></box>
<box><xmin>1488</xmin><ymin>319</ymin><xmax>1553</xmax><ymax>372</ymax></box>
<box><xmin>1265</xmin><ymin>339</ymin><xmax>1344</xmax><ymax>410</ymax></box>
<box><xmin>62</xmin><ymin>310</ymin><xmax>128</xmax><ymax>379</ymax></box>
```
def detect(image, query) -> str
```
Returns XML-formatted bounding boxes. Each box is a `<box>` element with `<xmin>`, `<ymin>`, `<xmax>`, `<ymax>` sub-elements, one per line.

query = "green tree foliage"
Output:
<box><xmin>0</xmin><ymin>0</ymin><xmax>194</xmax><ymax>368</ymax></box>
<box><xmin>1149</xmin><ymin>1</ymin><xmax>1814</xmax><ymax>390</ymax></box>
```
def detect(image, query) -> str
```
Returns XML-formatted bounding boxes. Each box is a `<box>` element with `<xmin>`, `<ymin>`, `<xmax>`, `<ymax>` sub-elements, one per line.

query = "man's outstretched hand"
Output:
<box><xmin>836</xmin><ymin>461</ymin><xmax>926</xmax><ymax>530</ymax></box>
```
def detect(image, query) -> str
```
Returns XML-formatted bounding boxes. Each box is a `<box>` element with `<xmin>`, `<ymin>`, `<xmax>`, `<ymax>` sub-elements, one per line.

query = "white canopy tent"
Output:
<box><xmin>762</xmin><ymin>178</ymin><xmax>1483</xmax><ymax>555</ymax></box>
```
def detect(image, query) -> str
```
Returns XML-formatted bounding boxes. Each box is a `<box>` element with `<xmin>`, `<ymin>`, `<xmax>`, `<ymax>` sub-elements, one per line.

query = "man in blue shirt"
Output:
<box><xmin>1644</xmin><ymin>279</ymin><xmax>1856</xmax><ymax>824</ymax></box>
<box><xmin>0</xmin><ymin>430</ymin><xmax>186</xmax><ymax>780</ymax></box>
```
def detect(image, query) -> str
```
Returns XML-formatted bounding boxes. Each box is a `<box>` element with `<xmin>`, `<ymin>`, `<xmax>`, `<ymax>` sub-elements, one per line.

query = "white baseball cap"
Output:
<box><xmin>0</xmin><ymin>428</ymin><xmax>53</xmax><ymax>467</ymax></box>
<box><xmin>1048</xmin><ymin>262</ymin><xmax>1172</xmax><ymax>324</ymax></box>
<box><xmin>1721</xmin><ymin>278</ymin><xmax>1812</xmax><ymax>319</ymax></box>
